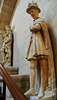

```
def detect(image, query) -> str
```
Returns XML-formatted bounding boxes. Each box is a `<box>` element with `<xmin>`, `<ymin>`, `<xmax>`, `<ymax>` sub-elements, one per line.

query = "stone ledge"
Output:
<box><xmin>9</xmin><ymin>75</ymin><xmax>30</xmax><ymax>98</ymax></box>
<box><xmin>0</xmin><ymin>67</ymin><xmax>19</xmax><ymax>76</ymax></box>
<box><xmin>5</xmin><ymin>67</ymin><xmax>19</xmax><ymax>75</ymax></box>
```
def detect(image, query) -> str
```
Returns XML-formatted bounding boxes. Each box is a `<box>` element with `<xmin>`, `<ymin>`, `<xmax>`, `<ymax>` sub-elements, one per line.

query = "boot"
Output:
<box><xmin>24</xmin><ymin>60</ymin><xmax>37</xmax><ymax>97</ymax></box>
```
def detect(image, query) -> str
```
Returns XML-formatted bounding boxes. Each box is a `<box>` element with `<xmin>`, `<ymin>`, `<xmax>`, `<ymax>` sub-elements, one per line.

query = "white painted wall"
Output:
<box><xmin>11</xmin><ymin>0</ymin><xmax>57</xmax><ymax>77</ymax></box>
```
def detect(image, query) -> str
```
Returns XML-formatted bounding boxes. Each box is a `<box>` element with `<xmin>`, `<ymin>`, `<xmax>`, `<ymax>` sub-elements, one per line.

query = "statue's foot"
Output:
<box><xmin>46</xmin><ymin>86</ymin><xmax>52</xmax><ymax>91</ymax></box>
<box><xmin>37</xmin><ymin>88</ymin><xmax>44</xmax><ymax>99</ymax></box>
<box><xmin>52</xmin><ymin>88</ymin><xmax>56</xmax><ymax>97</ymax></box>
<box><xmin>35</xmin><ymin>91</ymin><xmax>44</xmax><ymax>99</ymax></box>
<box><xmin>24</xmin><ymin>88</ymin><xmax>36</xmax><ymax>97</ymax></box>
<box><xmin>37</xmin><ymin>91</ymin><xmax>44</xmax><ymax>99</ymax></box>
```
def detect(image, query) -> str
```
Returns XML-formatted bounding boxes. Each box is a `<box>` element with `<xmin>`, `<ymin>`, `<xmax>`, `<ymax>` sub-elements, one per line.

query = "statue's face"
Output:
<box><xmin>29</xmin><ymin>9</ymin><xmax>39</xmax><ymax>19</ymax></box>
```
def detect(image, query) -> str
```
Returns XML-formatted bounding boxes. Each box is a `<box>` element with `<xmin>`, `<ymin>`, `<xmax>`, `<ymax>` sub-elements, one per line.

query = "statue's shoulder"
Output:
<box><xmin>34</xmin><ymin>18</ymin><xmax>47</xmax><ymax>26</ymax></box>
<box><xmin>37</xmin><ymin>18</ymin><xmax>45</xmax><ymax>23</ymax></box>
<box><xmin>36</xmin><ymin>18</ymin><xmax>48</xmax><ymax>27</ymax></box>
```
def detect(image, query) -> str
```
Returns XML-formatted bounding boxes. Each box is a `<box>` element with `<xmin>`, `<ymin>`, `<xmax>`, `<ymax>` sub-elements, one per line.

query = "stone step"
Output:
<box><xmin>0</xmin><ymin>67</ymin><xmax>19</xmax><ymax>83</ymax></box>
<box><xmin>9</xmin><ymin>75</ymin><xmax>30</xmax><ymax>98</ymax></box>
<box><xmin>0</xmin><ymin>67</ymin><xmax>19</xmax><ymax>76</ymax></box>
<box><xmin>5</xmin><ymin>67</ymin><xmax>19</xmax><ymax>75</ymax></box>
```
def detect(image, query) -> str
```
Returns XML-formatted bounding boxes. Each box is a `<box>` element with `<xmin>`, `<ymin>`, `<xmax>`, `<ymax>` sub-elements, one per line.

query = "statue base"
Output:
<box><xmin>30</xmin><ymin>89</ymin><xmax>56</xmax><ymax>100</ymax></box>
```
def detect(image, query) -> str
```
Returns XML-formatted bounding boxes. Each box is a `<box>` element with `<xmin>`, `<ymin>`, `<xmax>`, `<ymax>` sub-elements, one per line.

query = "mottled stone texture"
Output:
<box><xmin>11</xmin><ymin>0</ymin><xmax>57</xmax><ymax>82</ymax></box>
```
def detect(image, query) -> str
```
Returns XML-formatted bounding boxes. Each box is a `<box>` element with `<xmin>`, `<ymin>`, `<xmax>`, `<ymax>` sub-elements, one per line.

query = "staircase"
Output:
<box><xmin>0</xmin><ymin>66</ymin><xmax>30</xmax><ymax>100</ymax></box>
<box><xmin>10</xmin><ymin>75</ymin><xmax>30</xmax><ymax>98</ymax></box>
<box><xmin>0</xmin><ymin>66</ymin><xmax>19</xmax><ymax>99</ymax></box>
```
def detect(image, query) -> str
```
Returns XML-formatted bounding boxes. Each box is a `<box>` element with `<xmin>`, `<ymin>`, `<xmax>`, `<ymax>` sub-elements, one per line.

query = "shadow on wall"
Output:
<box><xmin>11</xmin><ymin>25</ymin><xmax>20</xmax><ymax>67</ymax></box>
<box><xmin>47</xmin><ymin>24</ymin><xmax>57</xmax><ymax>86</ymax></box>
<box><xmin>10</xmin><ymin>0</ymin><xmax>20</xmax><ymax>24</ymax></box>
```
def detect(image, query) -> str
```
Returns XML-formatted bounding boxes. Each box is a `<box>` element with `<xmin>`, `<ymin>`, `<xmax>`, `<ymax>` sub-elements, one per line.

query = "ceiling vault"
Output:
<box><xmin>0</xmin><ymin>0</ymin><xmax>17</xmax><ymax>30</ymax></box>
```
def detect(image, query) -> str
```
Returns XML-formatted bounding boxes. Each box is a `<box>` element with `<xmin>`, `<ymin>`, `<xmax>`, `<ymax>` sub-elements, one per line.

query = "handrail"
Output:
<box><xmin>0</xmin><ymin>64</ymin><xmax>28</xmax><ymax>100</ymax></box>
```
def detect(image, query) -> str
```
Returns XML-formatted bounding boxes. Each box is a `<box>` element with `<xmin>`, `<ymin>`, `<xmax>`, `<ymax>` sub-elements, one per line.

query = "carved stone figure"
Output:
<box><xmin>0</xmin><ymin>31</ymin><xmax>5</xmax><ymax>65</ymax></box>
<box><xmin>3</xmin><ymin>25</ymin><xmax>12</xmax><ymax>66</ymax></box>
<box><xmin>24</xmin><ymin>1</ymin><xmax>56</xmax><ymax>99</ymax></box>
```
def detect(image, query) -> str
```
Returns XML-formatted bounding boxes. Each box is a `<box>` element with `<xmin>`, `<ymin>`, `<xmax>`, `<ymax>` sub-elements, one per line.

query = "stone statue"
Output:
<box><xmin>0</xmin><ymin>31</ymin><xmax>5</xmax><ymax>65</ymax></box>
<box><xmin>3</xmin><ymin>25</ymin><xmax>12</xmax><ymax>66</ymax></box>
<box><xmin>24</xmin><ymin>1</ymin><xmax>56</xmax><ymax>99</ymax></box>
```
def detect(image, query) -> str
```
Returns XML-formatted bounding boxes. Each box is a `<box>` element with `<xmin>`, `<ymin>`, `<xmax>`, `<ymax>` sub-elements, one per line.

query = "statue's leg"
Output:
<box><xmin>47</xmin><ymin>76</ymin><xmax>52</xmax><ymax>91</ymax></box>
<box><xmin>24</xmin><ymin>60</ymin><xmax>37</xmax><ymax>97</ymax></box>
<box><xmin>48</xmin><ymin>56</ymin><xmax>56</xmax><ymax>94</ymax></box>
<box><xmin>38</xmin><ymin>58</ymin><xmax>48</xmax><ymax>98</ymax></box>
<box><xmin>46</xmin><ymin>56</ymin><xmax>52</xmax><ymax>91</ymax></box>
<box><xmin>51</xmin><ymin>60</ymin><xmax>56</xmax><ymax>96</ymax></box>
<box><xmin>7</xmin><ymin>47</ymin><xmax>11</xmax><ymax>65</ymax></box>
<box><xmin>48</xmin><ymin>49</ymin><xmax>56</xmax><ymax>91</ymax></box>
<box><xmin>51</xmin><ymin>59</ymin><xmax>56</xmax><ymax>90</ymax></box>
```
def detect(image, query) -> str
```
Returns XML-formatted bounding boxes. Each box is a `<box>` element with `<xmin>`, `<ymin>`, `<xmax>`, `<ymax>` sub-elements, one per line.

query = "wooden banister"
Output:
<box><xmin>0</xmin><ymin>64</ymin><xmax>28</xmax><ymax>100</ymax></box>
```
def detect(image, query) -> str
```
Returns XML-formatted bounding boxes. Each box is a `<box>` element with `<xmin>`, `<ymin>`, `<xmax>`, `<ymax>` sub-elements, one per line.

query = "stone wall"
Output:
<box><xmin>11</xmin><ymin>0</ymin><xmax>57</xmax><ymax>80</ymax></box>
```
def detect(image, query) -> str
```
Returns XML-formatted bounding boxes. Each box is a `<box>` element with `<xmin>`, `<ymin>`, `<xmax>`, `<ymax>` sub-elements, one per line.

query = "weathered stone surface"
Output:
<box><xmin>30</xmin><ymin>90</ymin><xmax>56</xmax><ymax>100</ymax></box>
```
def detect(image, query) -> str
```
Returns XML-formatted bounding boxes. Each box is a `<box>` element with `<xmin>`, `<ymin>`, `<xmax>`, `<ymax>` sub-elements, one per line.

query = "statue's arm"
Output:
<box><xmin>4</xmin><ymin>33</ymin><xmax>12</xmax><ymax>44</ymax></box>
<box><xmin>26</xmin><ymin>36</ymin><xmax>32</xmax><ymax>59</ymax></box>
<box><xmin>30</xmin><ymin>23</ymin><xmax>41</xmax><ymax>33</ymax></box>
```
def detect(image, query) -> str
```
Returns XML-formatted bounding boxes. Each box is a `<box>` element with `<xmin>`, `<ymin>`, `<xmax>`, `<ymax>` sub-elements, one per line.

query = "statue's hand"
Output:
<box><xmin>30</xmin><ymin>26</ymin><xmax>39</xmax><ymax>33</ymax></box>
<box><xmin>30</xmin><ymin>24</ymin><xmax>41</xmax><ymax>33</ymax></box>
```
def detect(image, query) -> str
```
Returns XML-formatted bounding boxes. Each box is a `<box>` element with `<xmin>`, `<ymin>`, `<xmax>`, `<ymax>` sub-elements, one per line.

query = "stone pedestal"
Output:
<box><xmin>30</xmin><ymin>97</ymin><xmax>55</xmax><ymax>100</ymax></box>
<box><xmin>30</xmin><ymin>90</ymin><xmax>56</xmax><ymax>100</ymax></box>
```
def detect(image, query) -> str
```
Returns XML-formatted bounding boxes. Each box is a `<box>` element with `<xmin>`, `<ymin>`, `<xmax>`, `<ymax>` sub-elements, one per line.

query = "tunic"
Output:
<box><xmin>26</xmin><ymin>18</ymin><xmax>55</xmax><ymax>78</ymax></box>
<box><xmin>26</xmin><ymin>18</ymin><xmax>52</xmax><ymax>60</ymax></box>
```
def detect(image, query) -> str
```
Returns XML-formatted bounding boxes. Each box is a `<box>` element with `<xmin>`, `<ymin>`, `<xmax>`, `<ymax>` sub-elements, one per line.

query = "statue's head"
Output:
<box><xmin>26</xmin><ymin>1</ymin><xmax>41</xmax><ymax>14</ymax></box>
<box><xmin>5</xmin><ymin>25</ymin><xmax>11</xmax><ymax>31</ymax></box>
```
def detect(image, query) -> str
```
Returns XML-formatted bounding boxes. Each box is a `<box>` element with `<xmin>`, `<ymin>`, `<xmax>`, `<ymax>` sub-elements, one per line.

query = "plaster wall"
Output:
<box><xmin>11</xmin><ymin>0</ymin><xmax>57</xmax><ymax>78</ymax></box>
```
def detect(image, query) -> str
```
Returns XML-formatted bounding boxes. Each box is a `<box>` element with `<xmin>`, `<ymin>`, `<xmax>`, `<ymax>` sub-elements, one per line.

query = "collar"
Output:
<box><xmin>33</xmin><ymin>17</ymin><xmax>40</xmax><ymax>22</ymax></box>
